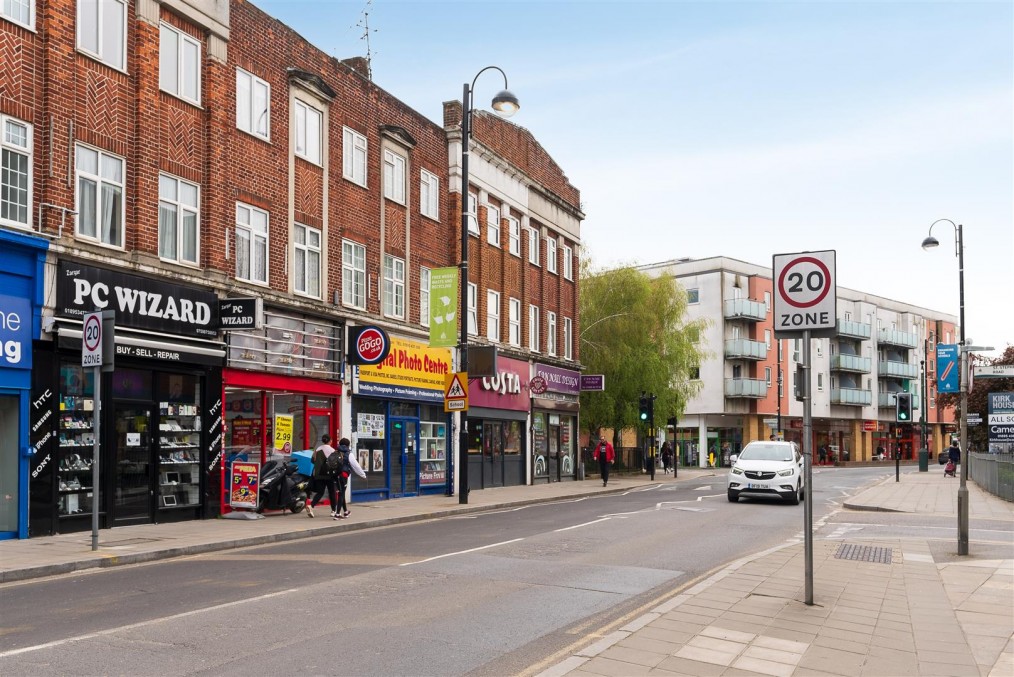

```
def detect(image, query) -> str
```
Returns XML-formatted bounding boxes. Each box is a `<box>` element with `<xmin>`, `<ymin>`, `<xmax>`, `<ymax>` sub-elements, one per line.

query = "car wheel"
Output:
<box><xmin>727</xmin><ymin>490</ymin><xmax>739</xmax><ymax>503</ymax></box>
<box><xmin>799</xmin><ymin>484</ymin><xmax>805</xmax><ymax>502</ymax></box>
<box><xmin>786</xmin><ymin>482</ymin><xmax>800</xmax><ymax>505</ymax></box>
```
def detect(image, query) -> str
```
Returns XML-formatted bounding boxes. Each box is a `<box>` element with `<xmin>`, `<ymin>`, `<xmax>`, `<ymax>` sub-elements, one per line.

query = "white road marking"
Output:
<box><xmin>0</xmin><ymin>589</ymin><xmax>298</xmax><ymax>659</ymax></box>
<box><xmin>553</xmin><ymin>518</ymin><xmax>613</xmax><ymax>532</ymax></box>
<box><xmin>693</xmin><ymin>485</ymin><xmax>712</xmax><ymax>491</ymax></box>
<box><xmin>697</xmin><ymin>494</ymin><xmax>725</xmax><ymax>501</ymax></box>
<box><xmin>399</xmin><ymin>538</ymin><xmax>524</xmax><ymax>566</ymax></box>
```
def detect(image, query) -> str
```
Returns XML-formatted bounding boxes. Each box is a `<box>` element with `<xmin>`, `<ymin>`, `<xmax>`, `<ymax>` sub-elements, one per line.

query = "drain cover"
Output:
<box><xmin>834</xmin><ymin>543</ymin><xmax>893</xmax><ymax>564</ymax></box>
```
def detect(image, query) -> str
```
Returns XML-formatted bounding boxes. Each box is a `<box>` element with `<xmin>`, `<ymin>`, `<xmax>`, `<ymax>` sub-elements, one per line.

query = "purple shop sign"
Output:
<box><xmin>580</xmin><ymin>374</ymin><xmax>605</xmax><ymax>391</ymax></box>
<box><xmin>534</xmin><ymin>363</ymin><xmax>581</xmax><ymax>395</ymax></box>
<box><xmin>469</xmin><ymin>355</ymin><xmax>530</xmax><ymax>411</ymax></box>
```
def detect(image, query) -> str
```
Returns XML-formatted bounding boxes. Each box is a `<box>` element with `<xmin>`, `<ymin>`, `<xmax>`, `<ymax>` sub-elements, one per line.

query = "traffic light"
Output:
<box><xmin>639</xmin><ymin>394</ymin><xmax>649</xmax><ymax>421</ymax></box>
<box><xmin>896</xmin><ymin>393</ymin><xmax>912</xmax><ymax>422</ymax></box>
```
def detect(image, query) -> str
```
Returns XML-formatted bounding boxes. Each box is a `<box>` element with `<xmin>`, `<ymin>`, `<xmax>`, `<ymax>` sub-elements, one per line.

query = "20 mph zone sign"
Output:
<box><xmin>773</xmin><ymin>250</ymin><xmax>837</xmax><ymax>339</ymax></box>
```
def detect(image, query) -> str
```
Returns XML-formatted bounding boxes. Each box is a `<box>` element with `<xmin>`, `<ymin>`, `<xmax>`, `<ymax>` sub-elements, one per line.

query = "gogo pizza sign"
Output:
<box><xmin>348</xmin><ymin>325</ymin><xmax>391</xmax><ymax>365</ymax></box>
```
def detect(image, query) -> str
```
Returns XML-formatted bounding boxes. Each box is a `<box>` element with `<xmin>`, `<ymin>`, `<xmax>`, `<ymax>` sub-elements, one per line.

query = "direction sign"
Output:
<box><xmin>772</xmin><ymin>250</ymin><xmax>837</xmax><ymax>338</ymax></box>
<box><xmin>82</xmin><ymin>312</ymin><xmax>103</xmax><ymax>367</ymax></box>
<box><xmin>974</xmin><ymin>365</ymin><xmax>1014</xmax><ymax>378</ymax></box>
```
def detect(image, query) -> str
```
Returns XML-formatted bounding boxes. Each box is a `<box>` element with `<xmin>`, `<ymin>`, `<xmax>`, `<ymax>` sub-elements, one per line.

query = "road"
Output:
<box><xmin>0</xmin><ymin>467</ymin><xmax>941</xmax><ymax>676</ymax></box>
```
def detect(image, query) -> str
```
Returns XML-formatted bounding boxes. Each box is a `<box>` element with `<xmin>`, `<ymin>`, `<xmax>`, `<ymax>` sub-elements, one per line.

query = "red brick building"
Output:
<box><xmin>1</xmin><ymin>0</ymin><xmax>582</xmax><ymax>538</ymax></box>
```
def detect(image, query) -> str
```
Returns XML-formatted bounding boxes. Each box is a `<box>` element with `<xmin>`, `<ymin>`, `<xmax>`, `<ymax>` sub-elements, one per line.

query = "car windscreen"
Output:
<box><xmin>739</xmin><ymin>445</ymin><xmax>794</xmax><ymax>462</ymax></box>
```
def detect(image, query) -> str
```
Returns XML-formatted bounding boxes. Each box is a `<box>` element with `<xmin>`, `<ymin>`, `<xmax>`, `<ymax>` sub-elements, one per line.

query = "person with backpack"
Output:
<box><xmin>306</xmin><ymin>434</ymin><xmax>337</xmax><ymax>518</ymax></box>
<box><xmin>332</xmin><ymin>437</ymin><xmax>367</xmax><ymax>519</ymax></box>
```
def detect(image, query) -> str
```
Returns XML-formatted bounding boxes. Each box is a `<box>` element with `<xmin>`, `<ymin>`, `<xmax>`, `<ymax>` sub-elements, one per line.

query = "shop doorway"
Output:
<box><xmin>113</xmin><ymin>404</ymin><xmax>154</xmax><ymax>525</ymax></box>
<box><xmin>307</xmin><ymin>408</ymin><xmax>332</xmax><ymax>449</ymax></box>
<box><xmin>0</xmin><ymin>395</ymin><xmax>17</xmax><ymax>534</ymax></box>
<box><xmin>483</xmin><ymin>421</ymin><xmax>505</xmax><ymax>487</ymax></box>
<box><xmin>390</xmin><ymin>418</ymin><xmax>419</xmax><ymax>497</ymax></box>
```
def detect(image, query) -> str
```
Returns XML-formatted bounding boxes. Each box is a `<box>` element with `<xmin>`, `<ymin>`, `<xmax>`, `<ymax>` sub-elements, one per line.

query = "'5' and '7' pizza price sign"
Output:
<box><xmin>772</xmin><ymin>250</ymin><xmax>838</xmax><ymax>339</ymax></box>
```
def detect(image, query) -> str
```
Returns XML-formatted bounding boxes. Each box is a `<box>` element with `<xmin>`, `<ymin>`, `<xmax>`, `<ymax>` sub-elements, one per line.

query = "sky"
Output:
<box><xmin>253</xmin><ymin>0</ymin><xmax>1013</xmax><ymax>358</ymax></box>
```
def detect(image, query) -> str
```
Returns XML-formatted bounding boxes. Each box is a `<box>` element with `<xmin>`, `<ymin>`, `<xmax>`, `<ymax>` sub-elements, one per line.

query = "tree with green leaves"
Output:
<box><xmin>578</xmin><ymin>263</ymin><xmax>708</xmax><ymax>446</ymax></box>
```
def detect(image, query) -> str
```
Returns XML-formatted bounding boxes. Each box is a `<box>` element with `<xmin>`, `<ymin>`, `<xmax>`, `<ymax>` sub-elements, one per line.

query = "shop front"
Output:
<box><xmin>221</xmin><ymin>307</ymin><xmax>342</xmax><ymax>512</ymax></box>
<box><xmin>0</xmin><ymin>229</ymin><xmax>48</xmax><ymax>540</ymax></box>
<box><xmin>352</xmin><ymin>336</ymin><xmax>451</xmax><ymax>499</ymax></box>
<box><xmin>466</xmin><ymin>355</ymin><xmax>529</xmax><ymax>489</ymax></box>
<box><xmin>531</xmin><ymin>363</ymin><xmax>580</xmax><ymax>483</ymax></box>
<box><xmin>30</xmin><ymin>260</ymin><xmax>224</xmax><ymax>536</ymax></box>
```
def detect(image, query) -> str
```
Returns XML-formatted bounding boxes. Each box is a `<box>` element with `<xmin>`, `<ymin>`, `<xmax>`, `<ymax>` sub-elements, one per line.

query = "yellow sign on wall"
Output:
<box><xmin>357</xmin><ymin>337</ymin><xmax>452</xmax><ymax>391</ymax></box>
<box><xmin>274</xmin><ymin>414</ymin><xmax>293</xmax><ymax>453</ymax></box>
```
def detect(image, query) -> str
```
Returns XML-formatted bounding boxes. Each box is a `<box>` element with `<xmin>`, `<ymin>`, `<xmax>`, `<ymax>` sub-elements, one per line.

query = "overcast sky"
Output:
<box><xmin>254</xmin><ymin>0</ymin><xmax>1013</xmax><ymax>357</ymax></box>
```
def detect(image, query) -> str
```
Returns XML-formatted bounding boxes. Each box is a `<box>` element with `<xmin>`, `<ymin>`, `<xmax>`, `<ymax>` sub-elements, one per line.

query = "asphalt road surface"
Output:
<box><xmin>0</xmin><ymin>467</ymin><xmax>904</xmax><ymax>676</ymax></box>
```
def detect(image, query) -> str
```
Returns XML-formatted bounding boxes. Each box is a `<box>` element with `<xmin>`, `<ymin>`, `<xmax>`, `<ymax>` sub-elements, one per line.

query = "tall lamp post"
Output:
<box><xmin>457</xmin><ymin>67</ymin><xmax>519</xmax><ymax>505</ymax></box>
<box><xmin>921</xmin><ymin>218</ymin><xmax>969</xmax><ymax>554</ymax></box>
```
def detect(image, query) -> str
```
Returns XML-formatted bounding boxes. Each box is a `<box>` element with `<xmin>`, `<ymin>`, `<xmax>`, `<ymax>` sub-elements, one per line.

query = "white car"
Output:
<box><xmin>727</xmin><ymin>441</ymin><xmax>804</xmax><ymax>505</ymax></box>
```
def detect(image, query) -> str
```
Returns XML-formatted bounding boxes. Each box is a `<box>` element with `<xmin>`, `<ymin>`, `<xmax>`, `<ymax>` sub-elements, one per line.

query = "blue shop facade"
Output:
<box><xmin>0</xmin><ymin>229</ymin><xmax>48</xmax><ymax>540</ymax></box>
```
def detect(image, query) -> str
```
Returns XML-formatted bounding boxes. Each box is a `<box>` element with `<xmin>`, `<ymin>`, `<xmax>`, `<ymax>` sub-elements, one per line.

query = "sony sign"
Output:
<box><xmin>57</xmin><ymin>261</ymin><xmax>219</xmax><ymax>337</ymax></box>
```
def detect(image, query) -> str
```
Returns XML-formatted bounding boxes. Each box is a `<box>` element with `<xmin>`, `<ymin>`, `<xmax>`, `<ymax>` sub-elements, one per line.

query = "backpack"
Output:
<box><xmin>325</xmin><ymin>449</ymin><xmax>345</xmax><ymax>476</ymax></box>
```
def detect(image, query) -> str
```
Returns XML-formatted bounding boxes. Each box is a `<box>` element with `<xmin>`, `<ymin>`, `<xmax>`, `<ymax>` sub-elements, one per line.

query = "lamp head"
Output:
<box><xmin>921</xmin><ymin>235</ymin><xmax>940</xmax><ymax>250</ymax></box>
<box><xmin>491</xmin><ymin>89</ymin><xmax>520</xmax><ymax>117</ymax></box>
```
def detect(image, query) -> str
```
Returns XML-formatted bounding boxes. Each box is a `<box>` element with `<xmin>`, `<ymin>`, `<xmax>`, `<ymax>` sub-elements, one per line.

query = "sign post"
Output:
<box><xmin>82</xmin><ymin>310</ymin><xmax>114</xmax><ymax>551</ymax></box>
<box><xmin>773</xmin><ymin>250</ymin><xmax>837</xmax><ymax>606</ymax></box>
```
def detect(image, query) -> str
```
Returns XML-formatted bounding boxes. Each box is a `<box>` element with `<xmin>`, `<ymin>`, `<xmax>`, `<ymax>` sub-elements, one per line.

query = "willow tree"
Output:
<box><xmin>578</xmin><ymin>263</ymin><xmax>707</xmax><ymax>444</ymax></box>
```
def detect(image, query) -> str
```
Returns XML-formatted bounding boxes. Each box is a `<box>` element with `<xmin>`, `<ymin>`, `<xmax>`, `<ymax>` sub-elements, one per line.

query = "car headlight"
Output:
<box><xmin>777</xmin><ymin>468</ymin><xmax>795</xmax><ymax>477</ymax></box>
<box><xmin>731</xmin><ymin>467</ymin><xmax>744</xmax><ymax>475</ymax></box>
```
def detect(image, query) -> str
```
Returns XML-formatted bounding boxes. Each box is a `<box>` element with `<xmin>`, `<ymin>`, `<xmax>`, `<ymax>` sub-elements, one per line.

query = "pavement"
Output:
<box><xmin>3</xmin><ymin>466</ymin><xmax>1013</xmax><ymax>677</ymax></box>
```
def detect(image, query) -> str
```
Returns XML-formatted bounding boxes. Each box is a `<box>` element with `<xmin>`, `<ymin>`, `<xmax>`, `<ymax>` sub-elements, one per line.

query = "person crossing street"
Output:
<box><xmin>592</xmin><ymin>435</ymin><xmax>615</xmax><ymax>487</ymax></box>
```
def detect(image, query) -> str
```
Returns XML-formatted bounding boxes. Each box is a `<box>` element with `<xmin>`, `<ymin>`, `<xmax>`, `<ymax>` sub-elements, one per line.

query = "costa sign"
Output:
<box><xmin>348</xmin><ymin>325</ymin><xmax>391</xmax><ymax>365</ymax></box>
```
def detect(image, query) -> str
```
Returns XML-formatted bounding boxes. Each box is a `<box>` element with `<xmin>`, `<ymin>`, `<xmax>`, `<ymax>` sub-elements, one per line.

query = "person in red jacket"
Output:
<box><xmin>592</xmin><ymin>435</ymin><xmax>615</xmax><ymax>487</ymax></box>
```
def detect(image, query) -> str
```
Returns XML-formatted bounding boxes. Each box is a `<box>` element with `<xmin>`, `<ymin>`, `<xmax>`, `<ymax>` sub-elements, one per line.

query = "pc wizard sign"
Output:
<box><xmin>773</xmin><ymin>250</ymin><xmax>837</xmax><ymax>339</ymax></box>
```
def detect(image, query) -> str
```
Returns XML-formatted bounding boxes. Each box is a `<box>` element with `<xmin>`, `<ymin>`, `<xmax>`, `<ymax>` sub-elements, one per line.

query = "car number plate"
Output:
<box><xmin>747</xmin><ymin>483</ymin><xmax>762</xmax><ymax>489</ymax></box>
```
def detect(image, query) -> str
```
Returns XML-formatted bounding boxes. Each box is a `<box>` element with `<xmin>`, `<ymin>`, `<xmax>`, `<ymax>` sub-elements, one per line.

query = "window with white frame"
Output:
<box><xmin>464</xmin><ymin>193</ymin><xmax>479</xmax><ymax>235</ymax></box>
<box><xmin>160</xmin><ymin>23</ymin><xmax>201</xmax><ymax>104</ymax></box>
<box><xmin>507</xmin><ymin>216</ymin><xmax>521</xmax><ymax>256</ymax></box>
<box><xmin>529</xmin><ymin>304</ymin><xmax>540</xmax><ymax>352</ymax></box>
<box><xmin>467</xmin><ymin>283</ymin><xmax>477</xmax><ymax>335</ymax></box>
<box><xmin>765</xmin><ymin>367</ymin><xmax>772</xmax><ymax>387</ymax></box>
<box><xmin>383</xmin><ymin>254</ymin><xmax>405</xmax><ymax>318</ymax></box>
<box><xmin>547</xmin><ymin>311</ymin><xmax>557</xmax><ymax>355</ymax></box>
<box><xmin>235</xmin><ymin>203</ymin><xmax>268</xmax><ymax>284</ymax></box>
<box><xmin>764</xmin><ymin>291</ymin><xmax>771</xmax><ymax>310</ymax></box>
<box><xmin>158</xmin><ymin>174</ymin><xmax>199</xmax><ymax>265</ymax></box>
<box><xmin>342</xmin><ymin>240</ymin><xmax>366</xmax><ymax>309</ymax></box>
<box><xmin>1</xmin><ymin>0</ymin><xmax>32</xmax><ymax>29</ymax></box>
<box><xmin>508</xmin><ymin>298</ymin><xmax>521</xmax><ymax>346</ymax></box>
<box><xmin>563</xmin><ymin>245</ymin><xmax>573</xmax><ymax>280</ymax></box>
<box><xmin>420</xmin><ymin>267</ymin><xmax>431</xmax><ymax>327</ymax></box>
<box><xmin>687</xmin><ymin>288</ymin><xmax>700</xmax><ymax>304</ymax></box>
<box><xmin>1</xmin><ymin>116</ymin><xmax>32</xmax><ymax>229</ymax></box>
<box><xmin>817</xmin><ymin>373</ymin><xmax>824</xmax><ymax>391</ymax></box>
<box><xmin>383</xmin><ymin>149</ymin><xmax>406</xmax><ymax>204</ymax></box>
<box><xmin>294</xmin><ymin>99</ymin><xmax>322</xmax><ymax>164</ymax></box>
<box><xmin>75</xmin><ymin>145</ymin><xmax>124</xmax><ymax>247</ymax></box>
<box><xmin>420</xmin><ymin>169</ymin><xmax>439</xmax><ymax>219</ymax></box>
<box><xmin>236</xmin><ymin>68</ymin><xmax>269</xmax><ymax>139</ymax></box>
<box><xmin>528</xmin><ymin>227</ymin><xmax>540</xmax><ymax>265</ymax></box>
<box><xmin>486</xmin><ymin>290</ymin><xmax>500</xmax><ymax>341</ymax></box>
<box><xmin>765</xmin><ymin>329</ymin><xmax>771</xmax><ymax>348</ymax></box>
<box><xmin>294</xmin><ymin>223</ymin><xmax>321</xmax><ymax>298</ymax></box>
<box><xmin>546</xmin><ymin>236</ymin><xmax>558</xmax><ymax>273</ymax></box>
<box><xmin>486</xmin><ymin>204</ymin><xmax>500</xmax><ymax>246</ymax></box>
<box><xmin>342</xmin><ymin>127</ymin><xmax>367</xmax><ymax>186</ymax></box>
<box><xmin>77</xmin><ymin>0</ymin><xmax>125</xmax><ymax>70</ymax></box>
<box><xmin>564</xmin><ymin>317</ymin><xmax>573</xmax><ymax>360</ymax></box>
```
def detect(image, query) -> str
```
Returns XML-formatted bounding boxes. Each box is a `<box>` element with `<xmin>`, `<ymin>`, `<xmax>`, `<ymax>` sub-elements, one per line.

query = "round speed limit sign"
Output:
<box><xmin>82</xmin><ymin>312</ymin><xmax>103</xmax><ymax>367</ymax></box>
<box><xmin>772</xmin><ymin>250</ymin><xmax>836</xmax><ymax>336</ymax></box>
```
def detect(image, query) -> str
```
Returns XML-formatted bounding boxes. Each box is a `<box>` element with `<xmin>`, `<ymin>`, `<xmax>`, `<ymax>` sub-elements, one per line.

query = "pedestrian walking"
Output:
<box><xmin>592</xmin><ymin>435</ymin><xmax>615</xmax><ymax>487</ymax></box>
<box><xmin>818</xmin><ymin>445</ymin><xmax>827</xmax><ymax>466</ymax></box>
<box><xmin>660</xmin><ymin>440</ymin><xmax>673</xmax><ymax>474</ymax></box>
<box><xmin>947</xmin><ymin>439</ymin><xmax>960</xmax><ymax>468</ymax></box>
<box><xmin>333</xmin><ymin>437</ymin><xmax>367</xmax><ymax>519</ymax></box>
<box><xmin>306</xmin><ymin>434</ymin><xmax>336</xmax><ymax>518</ymax></box>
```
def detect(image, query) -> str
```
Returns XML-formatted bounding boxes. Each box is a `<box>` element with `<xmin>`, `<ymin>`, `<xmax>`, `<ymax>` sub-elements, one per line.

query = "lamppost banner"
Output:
<box><xmin>936</xmin><ymin>344</ymin><xmax>959</xmax><ymax>393</ymax></box>
<box><xmin>429</xmin><ymin>267</ymin><xmax>458</xmax><ymax>348</ymax></box>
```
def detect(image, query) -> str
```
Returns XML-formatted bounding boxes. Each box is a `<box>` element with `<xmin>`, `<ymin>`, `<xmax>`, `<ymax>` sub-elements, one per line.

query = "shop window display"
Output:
<box><xmin>158</xmin><ymin>374</ymin><xmax>201</xmax><ymax>509</ymax></box>
<box><xmin>58</xmin><ymin>364</ymin><xmax>96</xmax><ymax>517</ymax></box>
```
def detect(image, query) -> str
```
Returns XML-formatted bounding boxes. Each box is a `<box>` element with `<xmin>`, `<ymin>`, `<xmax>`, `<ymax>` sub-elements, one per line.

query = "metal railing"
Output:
<box><xmin>969</xmin><ymin>452</ymin><xmax>1014</xmax><ymax>502</ymax></box>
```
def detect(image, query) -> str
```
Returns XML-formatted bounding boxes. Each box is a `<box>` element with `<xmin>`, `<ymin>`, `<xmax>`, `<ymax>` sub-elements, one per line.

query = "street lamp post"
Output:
<box><xmin>921</xmin><ymin>218</ymin><xmax>969</xmax><ymax>554</ymax></box>
<box><xmin>921</xmin><ymin>341</ymin><xmax>928</xmax><ymax>472</ymax></box>
<box><xmin>457</xmin><ymin>67</ymin><xmax>519</xmax><ymax>505</ymax></box>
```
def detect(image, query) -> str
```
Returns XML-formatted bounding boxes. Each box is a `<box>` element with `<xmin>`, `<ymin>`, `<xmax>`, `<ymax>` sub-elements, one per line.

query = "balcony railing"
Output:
<box><xmin>723</xmin><ymin>298</ymin><xmax>767</xmax><ymax>322</ymax></box>
<box><xmin>831</xmin><ymin>388</ymin><xmax>872</xmax><ymax>406</ymax></box>
<box><xmin>878</xmin><ymin>328</ymin><xmax>919</xmax><ymax>349</ymax></box>
<box><xmin>725</xmin><ymin>378</ymin><xmax>768</xmax><ymax>398</ymax></box>
<box><xmin>830</xmin><ymin>354</ymin><xmax>872</xmax><ymax>373</ymax></box>
<box><xmin>836</xmin><ymin>319</ymin><xmax>872</xmax><ymax>340</ymax></box>
<box><xmin>878</xmin><ymin>360</ymin><xmax>918</xmax><ymax>379</ymax></box>
<box><xmin>725</xmin><ymin>338</ymin><xmax>768</xmax><ymax>361</ymax></box>
<box><xmin>879</xmin><ymin>392</ymin><xmax>921</xmax><ymax>409</ymax></box>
